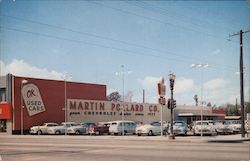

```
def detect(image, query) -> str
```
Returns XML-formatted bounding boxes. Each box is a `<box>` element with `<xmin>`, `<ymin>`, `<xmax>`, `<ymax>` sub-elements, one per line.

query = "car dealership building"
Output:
<box><xmin>0</xmin><ymin>74</ymin><xmax>224</xmax><ymax>135</ymax></box>
<box><xmin>0</xmin><ymin>74</ymin><xmax>172</xmax><ymax>134</ymax></box>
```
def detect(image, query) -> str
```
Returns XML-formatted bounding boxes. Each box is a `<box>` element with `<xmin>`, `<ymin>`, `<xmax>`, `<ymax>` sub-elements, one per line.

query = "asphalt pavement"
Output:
<box><xmin>0</xmin><ymin>133</ymin><xmax>250</xmax><ymax>161</ymax></box>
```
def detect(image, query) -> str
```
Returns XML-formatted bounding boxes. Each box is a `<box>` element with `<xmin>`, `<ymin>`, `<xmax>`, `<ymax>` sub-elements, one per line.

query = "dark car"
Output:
<box><xmin>88</xmin><ymin>123</ymin><xmax>110</xmax><ymax>135</ymax></box>
<box><xmin>80</xmin><ymin>122</ymin><xmax>96</xmax><ymax>134</ymax></box>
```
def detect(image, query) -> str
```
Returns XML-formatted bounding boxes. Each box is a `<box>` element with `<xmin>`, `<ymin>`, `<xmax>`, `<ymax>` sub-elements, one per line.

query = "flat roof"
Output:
<box><xmin>178</xmin><ymin>113</ymin><xmax>225</xmax><ymax>117</ymax></box>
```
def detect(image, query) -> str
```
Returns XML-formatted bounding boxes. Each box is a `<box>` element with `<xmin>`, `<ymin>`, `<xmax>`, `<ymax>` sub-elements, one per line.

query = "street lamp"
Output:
<box><xmin>21</xmin><ymin>79</ymin><xmax>28</xmax><ymax>135</ymax></box>
<box><xmin>115</xmin><ymin>65</ymin><xmax>132</xmax><ymax>136</ymax></box>
<box><xmin>191</xmin><ymin>63</ymin><xmax>209</xmax><ymax>137</ymax></box>
<box><xmin>168</xmin><ymin>72</ymin><xmax>176</xmax><ymax>140</ymax></box>
<box><xmin>64</xmin><ymin>75</ymin><xmax>72</xmax><ymax>136</ymax></box>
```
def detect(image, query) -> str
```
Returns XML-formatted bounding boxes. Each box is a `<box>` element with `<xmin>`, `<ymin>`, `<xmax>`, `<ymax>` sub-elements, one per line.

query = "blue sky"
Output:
<box><xmin>0</xmin><ymin>0</ymin><xmax>250</xmax><ymax>106</ymax></box>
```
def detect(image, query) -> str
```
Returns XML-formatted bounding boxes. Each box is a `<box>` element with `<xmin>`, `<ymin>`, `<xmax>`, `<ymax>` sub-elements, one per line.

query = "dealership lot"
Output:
<box><xmin>0</xmin><ymin>134</ymin><xmax>249</xmax><ymax>161</ymax></box>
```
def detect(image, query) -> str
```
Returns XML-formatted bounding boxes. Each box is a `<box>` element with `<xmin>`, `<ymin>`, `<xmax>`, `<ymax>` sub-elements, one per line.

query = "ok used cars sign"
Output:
<box><xmin>21</xmin><ymin>83</ymin><xmax>46</xmax><ymax>116</ymax></box>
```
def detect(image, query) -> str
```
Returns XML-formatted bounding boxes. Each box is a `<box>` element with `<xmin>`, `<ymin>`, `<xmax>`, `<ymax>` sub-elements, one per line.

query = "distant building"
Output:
<box><xmin>174</xmin><ymin>105</ymin><xmax>225</xmax><ymax>125</ymax></box>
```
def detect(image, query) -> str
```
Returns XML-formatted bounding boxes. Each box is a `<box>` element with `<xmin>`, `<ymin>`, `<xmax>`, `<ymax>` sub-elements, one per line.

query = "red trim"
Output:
<box><xmin>0</xmin><ymin>103</ymin><xmax>12</xmax><ymax>119</ymax></box>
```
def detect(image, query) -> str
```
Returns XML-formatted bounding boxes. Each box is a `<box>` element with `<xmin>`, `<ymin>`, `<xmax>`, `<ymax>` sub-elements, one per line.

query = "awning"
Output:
<box><xmin>178</xmin><ymin>113</ymin><xmax>225</xmax><ymax>117</ymax></box>
<box><xmin>0</xmin><ymin>102</ymin><xmax>12</xmax><ymax>119</ymax></box>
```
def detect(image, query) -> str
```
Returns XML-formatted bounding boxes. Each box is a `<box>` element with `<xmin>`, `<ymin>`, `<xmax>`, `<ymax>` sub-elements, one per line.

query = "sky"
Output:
<box><xmin>0</xmin><ymin>0</ymin><xmax>250</xmax><ymax>106</ymax></box>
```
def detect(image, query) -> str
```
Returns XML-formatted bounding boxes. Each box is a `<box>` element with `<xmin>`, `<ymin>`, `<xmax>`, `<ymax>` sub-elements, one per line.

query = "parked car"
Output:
<box><xmin>136</xmin><ymin>121</ymin><xmax>168</xmax><ymax>136</ymax></box>
<box><xmin>225</xmin><ymin>120</ymin><xmax>241</xmax><ymax>134</ymax></box>
<box><xmin>67</xmin><ymin>123</ymin><xmax>86</xmax><ymax>135</ymax></box>
<box><xmin>213</xmin><ymin>120</ymin><xmax>233</xmax><ymax>135</ymax></box>
<box><xmin>192</xmin><ymin>121</ymin><xmax>216</xmax><ymax>136</ymax></box>
<box><xmin>80</xmin><ymin>122</ymin><xmax>96</xmax><ymax>134</ymax></box>
<box><xmin>30</xmin><ymin>122</ymin><xmax>59</xmax><ymax>135</ymax></box>
<box><xmin>109</xmin><ymin>121</ymin><xmax>136</xmax><ymax>135</ymax></box>
<box><xmin>47</xmin><ymin>122</ymin><xmax>77</xmax><ymax>135</ymax></box>
<box><xmin>88</xmin><ymin>122</ymin><xmax>110</xmax><ymax>135</ymax></box>
<box><xmin>172</xmin><ymin>121</ymin><xmax>188</xmax><ymax>136</ymax></box>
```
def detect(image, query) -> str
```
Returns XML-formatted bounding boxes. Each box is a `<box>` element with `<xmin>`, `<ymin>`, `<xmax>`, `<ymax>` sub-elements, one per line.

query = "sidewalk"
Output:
<box><xmin>0</xmin><ymin>133</ymin><xmax>249</xmax><ymax>143</ymax></box>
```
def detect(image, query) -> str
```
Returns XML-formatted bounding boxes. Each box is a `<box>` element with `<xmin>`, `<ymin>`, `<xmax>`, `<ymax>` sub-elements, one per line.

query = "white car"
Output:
<box><xmin>109</xmin><ymin>121</ymin><xmax>136</xmax><ymax>135</ymax></box>
<box><xmin>193</xmin><ymin>121</ymin><xmax>216</xmax><ymax>136</ymax></box>
<box><xmin>213</xmin><ymin>120</ymin><xmax>233</xmax><ymax>135</ymax></box>
<box><xmin>225</xmin><ymin>120</ymin><xmax>241</xmax><ymax>134</ymax></box>
<box><xmin>172</xmin><ymin>121</ymin><xmax>188</xmax><ymax>136</ymax></box>
<box><xmin>136</xmin><ymin>121</ymin><xmax>168</xmax><ymax>136</ymax></box>
<box><xmin>30</xmin><ymin>122</ymin><xmax>59</xmax><ymax>135</ymax></box>
<box><xmin>67</xmin><ymin>123</ymin><xmax>86</xmax><ymax>135</ymax></box>
<box><xmin>47</xmin><ymin>122</ymin><xmax>77</xmax><ymax>135</ymax></box>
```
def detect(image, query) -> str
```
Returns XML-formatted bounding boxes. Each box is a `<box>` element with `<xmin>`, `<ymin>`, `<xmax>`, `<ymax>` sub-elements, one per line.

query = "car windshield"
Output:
<box><xmin>72</xmin><ymin>123</ymin><xmax>80</xmax><ymax>126</ymax></box>
<box><xmin>174</xmin><ymin>123</ymin><xmax>184</xmax><ymax>126</ymax></box>
<box><xmin>196</xmin><ymin>122</ymin><xmax>209</xmax><ymax>125</ymax></box>
<box><xmin>150</xmin><ymin>122</ymin><xmax>161</xmax><ymax>126</ymax></box>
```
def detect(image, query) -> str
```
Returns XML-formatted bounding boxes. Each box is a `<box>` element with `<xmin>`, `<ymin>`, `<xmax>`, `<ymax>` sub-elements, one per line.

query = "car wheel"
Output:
<box><xmin>137</xmin><ymin>133</ymin><xmax>141</xmax><ymax>136</ymax></box>
<box><xmin>75</xmin><ymin>130</ymin><xmax>80</xmax><ymax>135</ymax></box>
<box><xmin>55</xmin><ymin>131</ymin><xmax>61</xmax><ymax>135</ymax></box>
<box><xmin>37</xmin><ymin>130</ymin><xmax>42</xmax><ymax>135</ymax></box>
<box><xmin>95</xmin><ymin>131</ymin><xmax>100</xmax><ymax>135</ymax></box>
<box><xmin>148</xmin><ymin>130</ymin><xmax>153</xmax><ymax>136</ymax></box>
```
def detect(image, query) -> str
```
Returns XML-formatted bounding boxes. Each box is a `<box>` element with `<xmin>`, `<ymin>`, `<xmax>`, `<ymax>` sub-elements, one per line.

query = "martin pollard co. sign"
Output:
<box><xmin>67</xmin><ymin>99</ymin><xmax>170</xmax><ymax>123</ymax></box>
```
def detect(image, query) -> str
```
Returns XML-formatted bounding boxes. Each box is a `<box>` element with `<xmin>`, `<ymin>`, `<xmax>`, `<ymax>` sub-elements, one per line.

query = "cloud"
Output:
<box><xmin>0</xmin><ymin>59</ymin><xmax>66</xmax><ymax>80</ymax></box>
<box><xmin>203</xmin><ymin>78</ymin><xmax>227</xmax><ymax>90</ymax></box>
<box><xmin>137</xmin><ymin>76</ymin><xmax>159</xmax><ymax>90</ymax></box>
<box><xmin>211</xmin><ymin>49</ymin><xmax>221</xmax><ymax>55</ymax></box>
<box><xmin>175</xmin><ymin>78</ymin><xmax>194</xmax><ymax>94</ymax></box>
<box><xmin>137</xmin><ymin>76</ymin><xmax>194</xmax><ymax>103</ymax></box>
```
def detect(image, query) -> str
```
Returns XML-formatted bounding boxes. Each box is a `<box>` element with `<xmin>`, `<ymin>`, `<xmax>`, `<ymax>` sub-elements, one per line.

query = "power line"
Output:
<box><xmin>89</xmin><ymin>1</ymin><xmax>235</xmax><ymax>42</ymax></box>
<box><xmin>1</xmin><ymin>14</ymin><xmax>238</xmax><ymax>70</ymax></box>
<box><xmin>0</xmin><ymin>14</ymin><xmax>201</xmax><ymax>61</ymax></box>
<box><xmin>0</xmin><ymin>26</ymin><xmax>196</xmax><ymax>63</ymax></box>
<box><xmin>129</xmin><ymin>1</ymin><xmax>237</xmax><ymax>36</ymax></box>
<box><xmin>1</xmin><ymin>25</ymin><xmax>237</xmax><ymax>72</ymax></box>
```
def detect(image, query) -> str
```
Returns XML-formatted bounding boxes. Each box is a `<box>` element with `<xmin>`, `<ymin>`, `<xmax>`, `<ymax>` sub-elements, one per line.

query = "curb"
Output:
<box><xmin>207</xmin><ymin>139</ymin><xmax>250</xmax><ymax>143</ymax></box>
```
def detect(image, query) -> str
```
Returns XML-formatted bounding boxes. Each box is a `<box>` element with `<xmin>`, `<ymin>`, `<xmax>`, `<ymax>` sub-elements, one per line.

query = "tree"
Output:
<box><xmin>223</xmin><ymin>103</ymin><xmax>240</xmax><ymax>116</ymax></box>
<box><xmin>107</xmin><ymin>92</ymin><xmax>121</xmax><ymax>102</ymax></box>
<box><xmin>207</xmin><ymin>102</ymin><xmax>212</xmax><ymax>107</ymax></box>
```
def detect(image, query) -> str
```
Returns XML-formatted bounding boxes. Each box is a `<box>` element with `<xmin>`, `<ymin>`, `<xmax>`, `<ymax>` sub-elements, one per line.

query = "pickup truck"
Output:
<box><xmin>30</xmin><ymin>122</ymin><xmax>59</xmax><ymax>135</ymax></box>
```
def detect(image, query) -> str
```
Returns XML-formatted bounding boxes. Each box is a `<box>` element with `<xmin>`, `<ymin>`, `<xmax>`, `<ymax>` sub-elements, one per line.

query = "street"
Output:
<box><xmin>0</xmin><ymin>135</ymin><xmax>249</xmax><ymax>161</ymax></box>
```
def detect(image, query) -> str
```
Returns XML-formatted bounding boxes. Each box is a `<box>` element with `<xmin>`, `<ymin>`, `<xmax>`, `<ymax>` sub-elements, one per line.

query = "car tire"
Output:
<box><xmin>55</xmin><ymin>131</ymin><xmax>61</xmax><ymax>135</ymax></box>
<box><xmin>75</xmin><ymin>130</ymin><xmax>80</xmax><ymax>135</ymax></box>
<box><xmin>37</xmin><ymin>130</ymin><xmax>42</xmax><ymax>135</ymax></box>
<box><xmin>148</xmin><ymin>130</ymin><xmax>153</xmax><ymax>136</ymax></box>
<box><xmin>137</xmin><ymin>133</ymin><xmax>141</xmax><ymax>136</ymax></box>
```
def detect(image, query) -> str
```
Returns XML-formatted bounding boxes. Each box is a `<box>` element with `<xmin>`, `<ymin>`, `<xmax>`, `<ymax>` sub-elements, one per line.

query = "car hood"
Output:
<box><xmin>136</xmin><ymin>124</ymin><xmax>153</xmax><ymax>130</ymax></box>
<box><xmin>47</xmin><ymin>126</ymin><xmax>64</xmax><ymax>130</ymax></box>
<box><xmin>30</xmin><ymin>126</ymin><xmax>40</xmax><ymax>129</ymax></box>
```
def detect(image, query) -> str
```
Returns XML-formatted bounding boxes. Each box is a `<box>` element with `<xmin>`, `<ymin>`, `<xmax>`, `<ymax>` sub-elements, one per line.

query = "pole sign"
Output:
<box><xmin>157</xmin><ymin>77</ymin><xmax>166</xmax><ymax>105</ymax></box>
<box><xmin>157</xmin><ymin>77</ymin><xmax>166</xmax><ymax>97</ymax></box>
<box><xmin>21</xmin><ymin>83</ymin><xmax>46</xmax><ymax>116</ymax></box>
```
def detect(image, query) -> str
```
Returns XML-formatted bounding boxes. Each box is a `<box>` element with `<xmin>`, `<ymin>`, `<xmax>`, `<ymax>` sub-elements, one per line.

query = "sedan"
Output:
<box><xmin>193</xmin><ymin>121</ymin><xmax>216</xmax><ymax>136</ymax></box>
<box><xmin>172</xmin><ymin>121</ymin><xmax>188</xmax><ymax>136</ymax></box>
<box><xmin>136</xmin><ymin>121</ymin><xmax>167</xmax><ymax>136</ymax></box>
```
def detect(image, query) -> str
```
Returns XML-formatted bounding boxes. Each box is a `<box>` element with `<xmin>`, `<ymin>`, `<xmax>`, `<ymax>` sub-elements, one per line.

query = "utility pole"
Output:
<box><xmin>229</xmin><ymin>29</ymin><xmax>250</xmax><ymax>138</ymax></box>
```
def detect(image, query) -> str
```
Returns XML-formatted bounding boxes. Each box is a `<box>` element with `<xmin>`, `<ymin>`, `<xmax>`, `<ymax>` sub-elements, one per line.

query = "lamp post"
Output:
<box><xmin>191</xmin><ymin>63</ymin><xmax>209</xmax><ymax>137</ymax></box>
<box><xmin>115</xmin><ymin>65</ymin><xmax>132</xmax><ymax>136</ymax></box>
<box><xmin>121</xmin><ymin>65</ymin><xmax>125</xmax><ymax>136</ymax></box>
<box><xmin>64</xmin><ymin>75</ymin><xmax>72</xmax><ymax>136</ymax></box>
<box><xmin>21</xmin><ymin>79</ymin><xmax>28</xmax><ymax>135</ymax></box>
<box><xmin>168</xmin><ymin>72</ymin><xmax>175</xmax><ymax>140</ymax></box>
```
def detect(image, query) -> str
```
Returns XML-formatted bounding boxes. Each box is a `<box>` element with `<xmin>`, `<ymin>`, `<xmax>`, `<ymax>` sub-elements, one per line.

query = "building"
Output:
<box><xmin>0</xmin><ymin>74</ymin><xmax>225</xmax><ymax>135</ymax></box>
<box><xmin>0</xmin><ymin>74</ymin><xmax>170</xmax><ymax>134</ymax></box>
<box><xmin>174</xmin><ymin>105</ymin><xmax>225</xmax><ymax>125</ymax></box>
